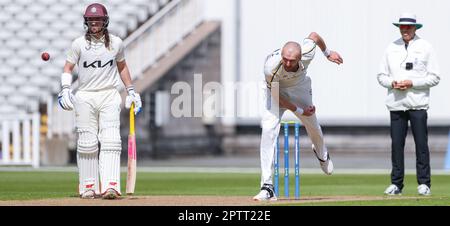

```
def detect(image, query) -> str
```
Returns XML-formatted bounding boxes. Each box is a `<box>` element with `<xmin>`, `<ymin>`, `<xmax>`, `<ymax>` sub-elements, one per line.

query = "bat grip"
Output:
<box><xmin>130</xmin><ymin>103</ymin><xmax>135</xmax><ymax>135</ymax></box>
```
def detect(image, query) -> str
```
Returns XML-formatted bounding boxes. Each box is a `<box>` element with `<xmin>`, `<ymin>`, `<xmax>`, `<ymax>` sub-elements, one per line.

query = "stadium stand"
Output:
<box><xmin>0</xmin><ymin>0</ymin><xmax>170</xmax><ymax>114</ymax></box>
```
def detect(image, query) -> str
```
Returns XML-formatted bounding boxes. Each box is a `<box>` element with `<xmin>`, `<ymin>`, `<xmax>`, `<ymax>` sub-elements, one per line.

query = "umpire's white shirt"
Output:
<box><xmin>377</xmin><ymin>35</ymin><xmax>440</xmax><ymax>111</ymax></box>
<box><xmin>67</xmin><ymin>34</ymin><xmax>125</xmax><ymax>92</ymax></box>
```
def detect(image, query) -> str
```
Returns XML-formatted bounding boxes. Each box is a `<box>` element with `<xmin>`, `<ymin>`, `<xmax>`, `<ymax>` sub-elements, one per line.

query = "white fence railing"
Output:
<box><xmin>0</xmin><ymin>114</ymin><xmax>40</xmax><ymax>168</ymax></box>
<box><xmin>48</xmin><ymin>100</ymin><xmax>76</xmax><ymax>139</ymax></box>
<box><xmin>123</xmin><ymin>0</ymin><xmax>204</xmax><ymax>83</ymax></box>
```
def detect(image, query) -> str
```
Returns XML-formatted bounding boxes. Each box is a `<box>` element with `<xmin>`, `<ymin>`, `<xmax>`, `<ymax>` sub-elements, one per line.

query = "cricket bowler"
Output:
<box><xmin>254</xmin><ymin>32</ymin><xmax>343</xmax><ymax>201</ymax></box>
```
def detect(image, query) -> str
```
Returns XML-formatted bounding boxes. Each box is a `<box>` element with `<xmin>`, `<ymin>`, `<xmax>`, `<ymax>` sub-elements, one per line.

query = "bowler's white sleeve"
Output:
<box><xmin>412</xmin><ymin>46</ymin><xmax>440</xmax><ymax>89</ymax></box>
<box><xmin>300</xmin><ymin>38</ymin><xmax>316</xmax><ymax>69</ymax></box>
<box><xmin>66</xmin><ymin>40</ymin><xmax>81</xmax><ymax>64</ymax></box>
<box><xmin>301</xmin><ymin>38</ymin><xmax>316</xmax><ymax>61</ymax></box>
<box><xmin>377</xmin><ymin>49</ymin><xmax>394</xmax><ymax>88</ymax></box>
<box><xmin>116</xmin><ymin>39</ymin><xmax>125</xmax><ymax>62</ymax></box>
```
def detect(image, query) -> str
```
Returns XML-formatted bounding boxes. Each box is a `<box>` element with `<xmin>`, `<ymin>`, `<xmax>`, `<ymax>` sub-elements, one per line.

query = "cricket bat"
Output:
<box><xmin>126</xmin><ymin>103</ymin><xmax>137</xmax><ymax>195</ymax></box>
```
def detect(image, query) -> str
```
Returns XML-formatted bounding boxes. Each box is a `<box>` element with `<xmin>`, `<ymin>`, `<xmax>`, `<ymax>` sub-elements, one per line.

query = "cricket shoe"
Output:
<box><xmin>312</xmin><ymin>145</ymin><xmax>333</xmax><ymax>175</ymax></box>
<box><xmin>80</xmin><ymin>190</ymin><xmax>96</xmax><ymax>199</ymax></box>
<box><xmin>102</xmin><ymin>188</ymin><xmax>121</xmax><ymax>200</ymax></box>
<box><xmin>384</xmin><ymin>184</ymin><xmax>402</xmax><ymax>195</ymax></box>
<box><xmin>417</xmin><ymin>184</ymin><xmax>431</xmax><ymax>196</ymax></box>
<box><xmin>253</xmin><ymin>184</ymin><xmax>277</xmax><ymax>201</ymax></box>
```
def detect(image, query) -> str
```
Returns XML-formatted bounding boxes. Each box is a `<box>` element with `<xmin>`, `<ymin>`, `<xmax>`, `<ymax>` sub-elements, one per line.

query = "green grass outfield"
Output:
<box><xmin>0</xmin><ymin>170</ymin><xmax>449</xmax><ymax>205</ymax></box>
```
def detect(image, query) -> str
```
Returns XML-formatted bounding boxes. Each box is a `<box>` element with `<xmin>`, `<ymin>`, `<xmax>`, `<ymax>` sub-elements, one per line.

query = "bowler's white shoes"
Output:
<box><xmin>253</xmin><ymin>184</ymin><xmax>277</xmax><ymax>201</ymax></box>
<box><xmin>417</xmin><ymin>184</ymin><xmax>431</xmax><ymax>196</ymax></box>
<box><xmin>312</xmin><ymin>145</ymin><xmax>333</xmax><ymax>175</ymax></box>
<box><xmin>384</xmin><ymin>184</ymin><xmax>402</xmax><ymax>195</ymax></box>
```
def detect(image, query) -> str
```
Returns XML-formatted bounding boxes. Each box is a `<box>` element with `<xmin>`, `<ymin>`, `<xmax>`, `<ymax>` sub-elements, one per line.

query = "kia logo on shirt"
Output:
<box><xmin>83</xmin><ymin>59</ymin><xmax>113</xmax><ymax>68</ymax></box>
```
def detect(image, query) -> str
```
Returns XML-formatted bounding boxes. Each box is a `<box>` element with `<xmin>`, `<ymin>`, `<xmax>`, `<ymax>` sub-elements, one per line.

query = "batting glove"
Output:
<box><xmin>125</xmin><ymin>86</ymin><xmax>142</xmax><ymax>115</ymax></box>
<box><xmin>58</xmin><ymin>87</ymin><xmax>75</xmax><ymax>111</ymax></box>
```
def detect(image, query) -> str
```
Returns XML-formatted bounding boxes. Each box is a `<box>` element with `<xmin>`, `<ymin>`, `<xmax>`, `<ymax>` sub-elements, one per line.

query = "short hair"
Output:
<box><xmin>282</xmin><ymin>42</ymin><xmax>302</xmax><ymax>59</ymax></box>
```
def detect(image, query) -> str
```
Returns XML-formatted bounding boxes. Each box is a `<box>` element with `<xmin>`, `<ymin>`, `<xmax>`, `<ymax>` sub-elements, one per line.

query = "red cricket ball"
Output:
<box><xmin>41</xmin><ymin>52</ymin><xmax>50</xmax><ymax>61</ymax></box>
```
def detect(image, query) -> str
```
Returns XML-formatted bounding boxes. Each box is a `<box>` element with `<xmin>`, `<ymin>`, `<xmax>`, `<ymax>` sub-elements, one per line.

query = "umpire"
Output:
<box><xmin>377</xmin><ymin>13</ymin><xmax>440</xmax><ymax>196</ymax></box>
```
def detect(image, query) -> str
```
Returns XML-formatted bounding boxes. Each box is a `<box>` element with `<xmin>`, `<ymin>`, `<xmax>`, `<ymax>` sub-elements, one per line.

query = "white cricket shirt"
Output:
<box><xmin>264</xmin><ymin>38</ymin><xmax>316</xmax><ymax>88</ymax></box>
<box><xmin>66</xmin><ymin>34</ymin><xmax>125</xmax><ymax>91</ymax></box>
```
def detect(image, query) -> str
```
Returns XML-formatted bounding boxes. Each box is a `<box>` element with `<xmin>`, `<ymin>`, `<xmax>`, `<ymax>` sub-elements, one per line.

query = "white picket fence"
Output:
<box><xmin>0</xmin><ymin>114</ymin><xmax>40</xmax><ymax>168</ymax></box>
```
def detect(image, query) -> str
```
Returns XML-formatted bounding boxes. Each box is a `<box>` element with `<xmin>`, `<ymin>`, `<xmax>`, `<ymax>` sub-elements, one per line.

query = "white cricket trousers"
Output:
<box><xmin>259</xmin><ymin>77</ymin><xmax>328</xmax><ymax>187</ymax></box>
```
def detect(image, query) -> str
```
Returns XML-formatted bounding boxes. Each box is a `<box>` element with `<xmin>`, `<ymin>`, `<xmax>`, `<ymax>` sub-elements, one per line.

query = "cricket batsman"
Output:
<box><xmin>58</xmin><ymin>3</ymin><xmax>142</xmax><ymax>199</ymax></box>
<box><xmin>253</xmin><ymin>32</ymin><xmax>343</xmax><ymax>201</ymax></box>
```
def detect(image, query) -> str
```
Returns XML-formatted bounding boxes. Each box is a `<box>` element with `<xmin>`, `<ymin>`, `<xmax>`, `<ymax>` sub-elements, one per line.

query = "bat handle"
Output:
<box><xmin>130</xmin><ymin>103</ymin><xmax>135</xmax><ymax>134</ymax></box>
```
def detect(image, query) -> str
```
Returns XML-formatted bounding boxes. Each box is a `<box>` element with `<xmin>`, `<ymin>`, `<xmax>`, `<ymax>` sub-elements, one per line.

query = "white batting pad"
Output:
<box><xmin>99</xmin><ymin>150</ymin><xmax>121</xmax><ymax>194</ymax></box>
<box><xmin>77</xmin><ymin>151</ymin><xmax>100</xmax><ymax>195</ymax></box>
<box><xmin>98</xmin><ymin>114</ymin><xmax>122</xmax><ymax>194</ymax></box>
<box><xmin>77</xmin><ymin>128</ymin><xmax>100</xmax><ymax>195</ymax></box>
<box><xmin>77</xmin><ymin>129</ymin><xmax>99</xmax><ymax>153</ymax></box>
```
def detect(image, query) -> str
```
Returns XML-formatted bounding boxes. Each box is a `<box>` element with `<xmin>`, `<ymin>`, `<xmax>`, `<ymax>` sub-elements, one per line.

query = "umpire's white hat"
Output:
<box><xmin>393</xmin><ymin>13</ymin><xmax>423</xmax><ymax>29</ymax></box>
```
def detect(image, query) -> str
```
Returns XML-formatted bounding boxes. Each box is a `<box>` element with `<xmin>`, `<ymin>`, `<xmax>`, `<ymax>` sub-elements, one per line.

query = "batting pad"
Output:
<box><xmin>98</xmin><ymin>113</ymin><xmax>121</xmax><ymax>151</ymax></box>
<box><xmin>77</xmin><ymin>151</ymin><xmax>100</xmax><ymax>195</ymax></box>
<box><xmin>77</xmin><ymin>128</ymin><xmax>99</xmax><ymax>153</ymax></box>
<box><xmin>99</xmin><ymin>149</ymin><xmax>121</xmax><ymax>194</ymax></box>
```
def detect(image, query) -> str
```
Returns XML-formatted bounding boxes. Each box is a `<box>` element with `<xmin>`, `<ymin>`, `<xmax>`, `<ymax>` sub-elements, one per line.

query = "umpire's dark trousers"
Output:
<box><xmin>390</xmin><ymin>110</ymin><xmax>431</xmax><ymax>190</ymax></box>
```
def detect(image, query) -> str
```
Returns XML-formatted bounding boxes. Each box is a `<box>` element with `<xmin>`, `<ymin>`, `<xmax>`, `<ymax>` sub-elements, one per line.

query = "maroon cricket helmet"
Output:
<box><xmin>83</xmin><ymin>3</ymin><xmax>109</xmax><ymax>31</ymax></box>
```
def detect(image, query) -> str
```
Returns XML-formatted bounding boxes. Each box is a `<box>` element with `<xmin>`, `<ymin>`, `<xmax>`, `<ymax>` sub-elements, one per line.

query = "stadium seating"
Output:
<box><xmin>0</xmin><ymin>0</ymin><xmax>170</xmax><ymax>115</ymax></box>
